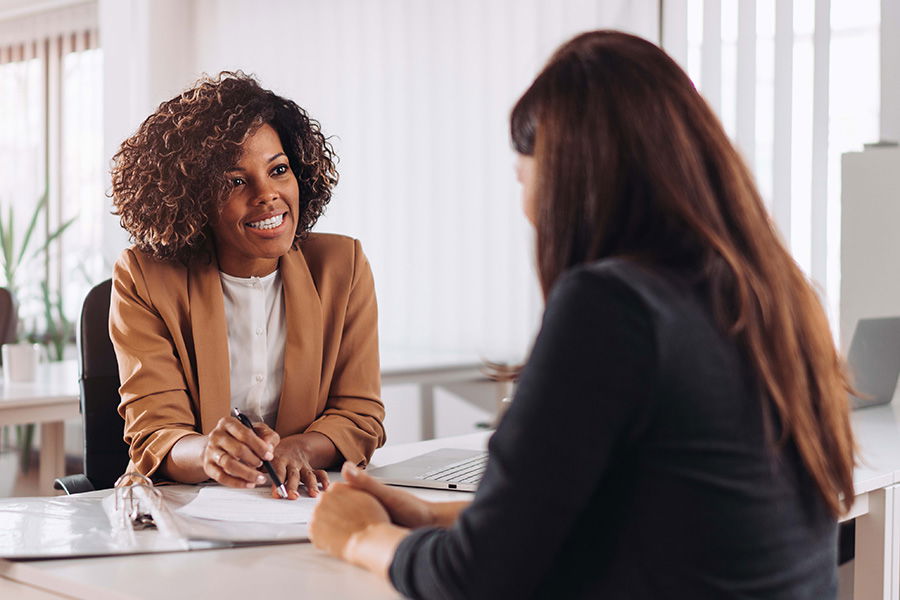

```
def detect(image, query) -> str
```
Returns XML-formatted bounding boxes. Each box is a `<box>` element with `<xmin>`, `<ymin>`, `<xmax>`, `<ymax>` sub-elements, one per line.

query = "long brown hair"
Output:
<box><xmin>511</xmin><ymin>30</ymin><xmax>855</xmax><ymax>517</ymax></box>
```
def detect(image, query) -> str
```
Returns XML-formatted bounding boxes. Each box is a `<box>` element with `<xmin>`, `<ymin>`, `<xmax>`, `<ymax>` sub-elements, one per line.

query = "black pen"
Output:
<box><xmin>231</xmin><ymin>407</ymin><xmax>288</xmax><ymax>499</ymax></box>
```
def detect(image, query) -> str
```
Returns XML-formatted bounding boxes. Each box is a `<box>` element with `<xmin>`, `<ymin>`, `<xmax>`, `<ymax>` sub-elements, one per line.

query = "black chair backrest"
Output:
<box><xmin>78</xmin><ymin>279</ymin><xmax>129</xmax><ymax>489</ymax></box>
<box><xmin>0</xmin><ymin>287</ymin><xmax>17</xmax><ymax>346</ymax></box>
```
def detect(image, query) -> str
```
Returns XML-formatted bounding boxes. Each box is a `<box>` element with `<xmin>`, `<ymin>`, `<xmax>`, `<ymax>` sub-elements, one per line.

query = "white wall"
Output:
<box><xmin>98</xmin><ymin>0</ymin><xmax>199</xmax><ymax>263</ymax></box>
<box><xmin>200</xmin><ymin>0</ymin><xmax>658</xmax><ymax>359</ymax></box>
<box><xmin>840</xmin><ymin>145</ymin><xmax>900</xmax><ymax>349</ymax></box>
<box><xmin>99</xmin><ymin>0</ymin><xmax>659</xmax><ymax>362</ymax></box>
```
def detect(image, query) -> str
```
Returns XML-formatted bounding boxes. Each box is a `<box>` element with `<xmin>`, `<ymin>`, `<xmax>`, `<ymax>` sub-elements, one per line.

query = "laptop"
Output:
<box><xmin>366</xmin><ymin>448</ymin><xmax>488</xmax><ymax>491</ymax></box>
<box><xmin>848</xmin><ymin>317</ymin><xmax>900</xmax><ymax>409</ymax></box>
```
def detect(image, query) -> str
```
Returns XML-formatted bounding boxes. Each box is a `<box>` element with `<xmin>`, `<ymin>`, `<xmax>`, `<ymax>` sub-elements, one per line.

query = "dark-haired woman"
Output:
<box><xmin>110</xmin><ymin>72</ymin><xmax>385</xmax><ymax>498</ymax></box>
<box><xmin>309</xmin><ymin>31</ymin><xmax>855</xmax><ymax>598</ymax></box>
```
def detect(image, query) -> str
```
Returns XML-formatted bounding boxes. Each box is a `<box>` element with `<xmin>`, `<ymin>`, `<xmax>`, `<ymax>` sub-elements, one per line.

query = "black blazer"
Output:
<box><xmin>390</xmin><ymin>258</ymin><xmax>837</xmax><ymax>600</ymax></box>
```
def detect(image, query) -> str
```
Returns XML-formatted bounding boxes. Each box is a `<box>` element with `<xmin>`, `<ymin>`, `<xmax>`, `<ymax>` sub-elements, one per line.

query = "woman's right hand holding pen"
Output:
<box><xmin>203</xmin><ymin>416</ymin><xmax>280</xmax><ymax>489</ymax></box>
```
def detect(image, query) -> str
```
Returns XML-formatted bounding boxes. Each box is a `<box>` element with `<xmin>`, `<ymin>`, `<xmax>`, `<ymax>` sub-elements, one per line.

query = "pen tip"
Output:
<box><xmin>278</xmin><ymin>485</ymin><xmax>288</xmax><ymax>499</ymax></box>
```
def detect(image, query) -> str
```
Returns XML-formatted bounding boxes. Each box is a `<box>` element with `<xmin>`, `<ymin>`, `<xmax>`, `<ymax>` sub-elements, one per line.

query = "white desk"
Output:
<box><xmin>6</xmin><ymin>406</ymin><xmax>899</xmax><ymax>599</ymax></box>
<box><xmin>840</xmin><ymin>402</ymin><xmax>900</xmax><ymax>600</ymax></box>
<box><xmin>0</xmin><ymin>361</ymin><xmax>79</xmax><ymax>496</ymax></box>
<box><xmin>0</xmin><ymin>432</ymin><xmax>487</xmax><ymax>600</ymax></box>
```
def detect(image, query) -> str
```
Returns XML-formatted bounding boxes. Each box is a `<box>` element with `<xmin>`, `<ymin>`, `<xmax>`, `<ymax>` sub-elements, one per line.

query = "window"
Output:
<box><xmin>665</xmin><ymin>0</ymin><xmax>881</xmax><ymax>326</ymax></box>
<box><xmin>0</xmin><ymin>3</ymin><xmax>102</xmax><ymax>349</ymax></box>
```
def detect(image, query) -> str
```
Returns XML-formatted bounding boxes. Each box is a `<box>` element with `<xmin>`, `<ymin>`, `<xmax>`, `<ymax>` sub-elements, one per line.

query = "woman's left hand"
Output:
<box><xmin>268</xmin><ymin>434</ymin><xmax>331</xmax><ymax>499</ymax></box>
<box><xmin>309</xmin><ymin>482</ymin><xmax>392</xmax><ymax>561</ymax></box>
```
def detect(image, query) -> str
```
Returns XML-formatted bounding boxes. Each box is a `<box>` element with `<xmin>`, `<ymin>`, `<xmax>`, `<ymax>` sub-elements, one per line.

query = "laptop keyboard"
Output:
<box><xmin>416</xmin><ymin>453</ymin><xmax>489</xmax><ymax>485</ymax></box>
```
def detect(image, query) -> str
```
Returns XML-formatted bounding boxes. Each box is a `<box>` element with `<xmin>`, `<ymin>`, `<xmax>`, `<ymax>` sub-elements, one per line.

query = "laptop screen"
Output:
<box><xmin>847</xmin><ymin>317</ymin><xmax>900</xmax><ymax>409</ymax></box>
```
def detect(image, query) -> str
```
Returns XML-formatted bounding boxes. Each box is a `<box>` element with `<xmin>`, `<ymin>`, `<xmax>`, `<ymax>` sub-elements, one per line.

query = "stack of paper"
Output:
<box><xmin>176</xmin><ymin>486</ymin><xmax>318</xmax><ymax>524</ymax></box>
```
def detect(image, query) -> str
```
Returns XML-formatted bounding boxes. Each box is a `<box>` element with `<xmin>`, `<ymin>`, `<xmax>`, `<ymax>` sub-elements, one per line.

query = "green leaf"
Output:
<box><xmin>40</xmin><ymin>281</ymin><xmax>57</xmax><ymax>340</ymax></box>
<box><xmin>28</xmin><ymin>214</ymin><xmax>77</xmax><ymax>262</ymax></box>
<box><xmin>3</xmin><ymin>204</ymin><xmax>14</xmax><ymax>282</ymax></box>
<box><xmin>15</xmin><ymin>192</ymin><xmax>47</xmax><ymax>269</ymax></box>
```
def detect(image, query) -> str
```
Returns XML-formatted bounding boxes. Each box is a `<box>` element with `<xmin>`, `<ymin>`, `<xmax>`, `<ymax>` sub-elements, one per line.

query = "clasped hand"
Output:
<box><xmin>203</xmin><ymin>416</ymin><xmax>330</xmax><ymax>499</ymax></box>
<box><xmin>309</xmin><ymin>463</ymin><xmax>441</xmax><ymax>564</ymax></box>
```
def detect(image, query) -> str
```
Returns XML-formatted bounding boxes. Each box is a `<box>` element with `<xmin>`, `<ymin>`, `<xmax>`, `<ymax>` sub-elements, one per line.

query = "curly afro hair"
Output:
<box><xmin>111</xmin><ymin>71</ymin><xmax>338</xmax><ymax>263</ymax></box>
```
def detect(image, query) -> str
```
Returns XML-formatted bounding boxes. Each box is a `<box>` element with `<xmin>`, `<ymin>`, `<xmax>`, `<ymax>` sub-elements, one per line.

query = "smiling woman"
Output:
<box><xmin>213</xmin><ymin>123</ymin><xmax>301</xmax><ymax>277</ymax></box>
<box><xmin>108</xmin><ymin>72</ymin><xmax>385</xmax><ymax>499</ymax></box>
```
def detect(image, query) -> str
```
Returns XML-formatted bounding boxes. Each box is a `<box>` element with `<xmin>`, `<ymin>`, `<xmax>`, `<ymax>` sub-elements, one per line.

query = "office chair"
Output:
<box><xmin>54</xmin><ymin>279</ymin><xmax>130</xmax><ymax>494</ymax></box>
<box><xmin>0</xmin><ymin>287</ymin><xmax>18</xmax><ymax>346</ymax></box>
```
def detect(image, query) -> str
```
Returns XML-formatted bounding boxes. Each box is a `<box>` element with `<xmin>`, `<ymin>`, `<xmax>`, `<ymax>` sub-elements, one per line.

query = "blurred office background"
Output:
<box><xmin>0</xmin><ymin>0</ymin><xmax>894</xmax><ymax>462</ymax></box>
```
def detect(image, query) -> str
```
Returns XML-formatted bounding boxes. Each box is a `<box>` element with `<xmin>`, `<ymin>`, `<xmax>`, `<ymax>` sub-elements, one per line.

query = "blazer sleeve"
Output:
<box><xmin>305</xmin><ymin>239</ymin><xmax>386</xmax><ymax>466</ymax></box>
<box><xmin>388</xmin><ymin>268</ymin><xmax>658</xmax><ymax>599</ymax></box>
<box><xmin>110</xmin><ymin>251</ymin><xmax>201</xmax><ymax>478</ymax></box>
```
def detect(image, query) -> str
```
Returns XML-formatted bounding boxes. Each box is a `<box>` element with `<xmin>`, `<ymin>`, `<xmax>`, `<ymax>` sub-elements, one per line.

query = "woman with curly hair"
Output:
<box><xmin>109</xmin><ymin>72</ymin><xmax>385</xmax><ymax>498</ymax></box>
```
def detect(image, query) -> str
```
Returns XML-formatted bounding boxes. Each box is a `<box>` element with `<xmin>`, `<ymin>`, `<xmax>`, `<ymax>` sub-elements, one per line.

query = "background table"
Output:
<box><xmin>0</xmin><ymin>352</ymin><xmax>494</xmax><ymax>497</ymax></box>
<box><xmin>842</xmin><ymin>401</ymin><xmax>900</xmax><ymax>600</ymax></box>
<box><xmin>381</xmin><ymin>348</ymin><xmax>491</xmax><ymax>439</ymax></box>
<box><xmin>0</xmin><ymin>360</ymin><xmax>79</xmax><ymax>495</ymax></box>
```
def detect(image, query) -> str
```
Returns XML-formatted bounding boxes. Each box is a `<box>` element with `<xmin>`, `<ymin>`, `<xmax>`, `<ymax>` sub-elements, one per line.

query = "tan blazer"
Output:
<box><xmin>110</xmin><ymin>233</ymin><xmax>385</xmax><ymax>479</ymax></box>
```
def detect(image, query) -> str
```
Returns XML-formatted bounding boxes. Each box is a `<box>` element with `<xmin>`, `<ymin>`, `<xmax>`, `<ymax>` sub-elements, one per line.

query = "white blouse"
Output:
<box><xmin>219</xmin><ymin>269</ymin><xmax>286</xmax><ymax>429</ymax></box>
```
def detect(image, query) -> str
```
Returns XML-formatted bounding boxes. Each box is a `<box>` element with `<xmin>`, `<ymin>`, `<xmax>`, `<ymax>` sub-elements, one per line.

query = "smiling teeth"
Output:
<box><xmin>247</xmin><ymin>214</ymin><xmax>284</xmax><ymax>230</ymax></box>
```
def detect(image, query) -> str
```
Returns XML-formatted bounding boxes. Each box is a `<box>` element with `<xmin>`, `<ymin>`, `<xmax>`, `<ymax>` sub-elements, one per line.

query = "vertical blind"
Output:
<box><xmin>661</xmin><ymin>0</ymin><xmax>881</xmax><ymax>326</ymax></box>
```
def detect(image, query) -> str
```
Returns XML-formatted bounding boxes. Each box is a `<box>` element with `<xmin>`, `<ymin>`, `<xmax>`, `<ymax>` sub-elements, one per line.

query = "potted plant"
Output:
<box><xmin>0</xmin><ymin>193</ymin><xmax>76</xmax><ymax>471</ymax></box>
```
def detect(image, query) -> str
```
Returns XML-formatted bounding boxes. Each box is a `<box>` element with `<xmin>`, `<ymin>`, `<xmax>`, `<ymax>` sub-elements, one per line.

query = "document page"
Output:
<box><xmin>176</xmin><ymin>485</ymin><xmax>318</xmax><ymax>524</ymax></box>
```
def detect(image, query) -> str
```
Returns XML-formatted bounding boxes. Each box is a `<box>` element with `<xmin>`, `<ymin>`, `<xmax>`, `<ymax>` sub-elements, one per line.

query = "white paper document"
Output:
<box><xmin>176</xmin><ymin>486</ymin><xmax>318</xmax><ymax>524</ymax></box>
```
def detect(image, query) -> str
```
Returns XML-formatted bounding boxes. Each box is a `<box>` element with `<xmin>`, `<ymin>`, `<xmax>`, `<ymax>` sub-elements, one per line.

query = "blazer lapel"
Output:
<box><xmin>189</xmin><ymin>255</ymin><xmax>232</xmax><ymax>433</ymax></box>
<box><xmin>274</xmin><ymin>249</ymin><xmax>324</xmax><ymax>435</ymax></box>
